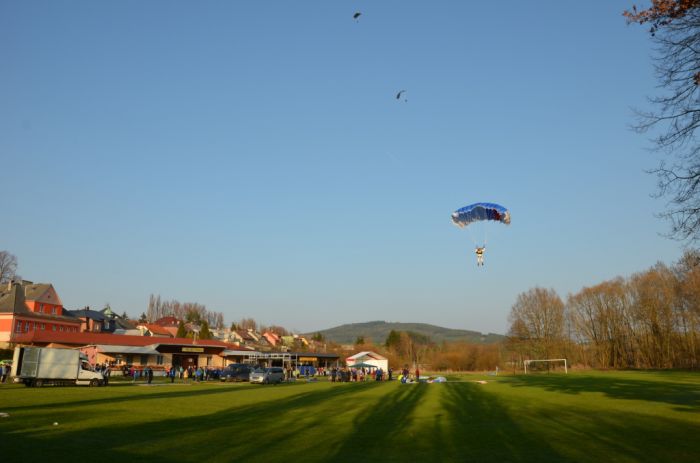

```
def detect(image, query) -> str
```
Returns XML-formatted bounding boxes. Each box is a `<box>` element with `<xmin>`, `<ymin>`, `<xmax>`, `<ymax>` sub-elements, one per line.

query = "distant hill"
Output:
<box><xmin>306</xmin><ymin>321</ymin><xmax>505</xmax><ymax>345</ymax></box>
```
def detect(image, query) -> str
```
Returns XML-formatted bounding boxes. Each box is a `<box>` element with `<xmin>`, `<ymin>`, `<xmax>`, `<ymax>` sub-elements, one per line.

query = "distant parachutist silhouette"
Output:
<box><xmin>353</xmin><ymin>12</ymin><xmax>361</xmax><ymax>21</ymax></box>
<box><xmin>396</xmin><ymin>90</ymin><xmax>407</xmax><ymax>102</ymax></box>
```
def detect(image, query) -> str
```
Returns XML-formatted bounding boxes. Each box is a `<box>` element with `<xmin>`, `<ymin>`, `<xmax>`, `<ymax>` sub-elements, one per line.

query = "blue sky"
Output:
<box><xmin>1</xmin><ymin>1</ymin><xmax>682</xmax><ymax>335</ymax></box>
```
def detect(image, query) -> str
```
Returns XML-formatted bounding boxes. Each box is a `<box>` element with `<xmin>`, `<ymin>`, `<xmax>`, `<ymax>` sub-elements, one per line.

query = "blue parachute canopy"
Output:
<box><xmin>451</xmin><ymin>202</ymin><xmax>511</xmax><ymax>228</ymax></box>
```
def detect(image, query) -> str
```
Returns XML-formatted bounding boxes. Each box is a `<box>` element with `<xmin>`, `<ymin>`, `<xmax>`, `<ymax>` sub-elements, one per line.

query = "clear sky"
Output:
<box><xmin>1</xmin><ymin>1</ymin><xmax>682</xmax><ymax>336</ymax></box>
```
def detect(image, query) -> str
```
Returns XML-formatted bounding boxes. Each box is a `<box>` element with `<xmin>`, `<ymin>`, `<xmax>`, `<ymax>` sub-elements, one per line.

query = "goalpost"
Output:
<box><xmin>523</xmin><ymin>359</ymin><xmax>568</xmax><ymax>374</ymax></box>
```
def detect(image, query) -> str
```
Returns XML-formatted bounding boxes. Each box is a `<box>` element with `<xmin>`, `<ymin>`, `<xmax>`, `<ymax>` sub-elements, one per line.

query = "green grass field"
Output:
<box><xmin>1</xmin><ymin>371</ymin><xmax>698</xmax><ymax>462</ymax></box>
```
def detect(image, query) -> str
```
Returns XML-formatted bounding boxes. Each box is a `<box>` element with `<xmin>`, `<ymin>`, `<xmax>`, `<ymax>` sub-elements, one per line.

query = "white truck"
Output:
<box><xmin>11</xmin><ymin>346</ymin><xmax>105</xmax><ymax>387</ymax></box>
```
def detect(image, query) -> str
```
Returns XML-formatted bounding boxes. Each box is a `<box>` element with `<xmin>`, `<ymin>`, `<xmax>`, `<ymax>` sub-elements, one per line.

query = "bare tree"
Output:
<box><xmin>0</xmin><ymin>251</ymin><xmax>17</xmax><ymax>284</ymax></box>
<box><xmin>626</xmin><ymin>4</ymin><xmax>700</xmax><ymax>242</ymax></box>
<box><xmin>567</xmin><ymin>279</ymin><xmax>637</xmax><ymax>368</ymax></box>
<box><xmin>508</xmin><ymin>287</ymin><xmax>565</xmax><ymax>360</ymax></box>
<box><xmin>238</xmin><ymin>318</ymin><xmax>258</xmax><ymax>331</ymax></box>
<box><xmin>145</xmin><ymin>293</ymin><xmax>226</xmax><ymax>329</ymax></box>
<box><xmin>562</xmin><ymin>252</ymin><xmax>700</xmax><ymax>369</ymax></box>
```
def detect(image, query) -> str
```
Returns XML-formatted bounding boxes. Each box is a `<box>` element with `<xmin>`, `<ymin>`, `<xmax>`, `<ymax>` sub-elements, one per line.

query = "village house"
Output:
<box><xmin>262</xmin><ymin>331</ymin><xmax>281</xmax><ymax>347</ymax></box>
<box><xmin>11</xmin><ymin>329</ymin><xmax>238</xmax><ymax>372</ymax></box>
<box><xmin>2</xmin><ymin>278</ymin><xmax>341</xmax><ymax>372</ymax></box>
<box><xmin>64</xmin><ymin>307</ymin><xmax>108</xmax><ymax>332</ymax></box>
<box><xmin>152</xmin><ymin>316</ymin><xmax>180</xmax><ymax>337</ymax></box>
<box><xmin>136</xmin><ymin>323</ymin><xmax>175</xmax><ymax>338</ymax></box>
<box><xmin>0</xmin><ymin>280</ymin><xmax>81</xmax><ymax>348</ymax></box>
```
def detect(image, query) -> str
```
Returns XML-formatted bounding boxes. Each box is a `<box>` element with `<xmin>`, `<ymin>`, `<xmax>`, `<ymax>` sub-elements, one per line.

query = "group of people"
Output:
<box><xmin>169</xmin><ymin>365</ymin><xmax>217</xmax><ymax>383</ymax></box>
<box><xmin>120</xmin><ymin>365</ymin><xmax>225</xmax><ymax>384</ymax></box>
<box><xmin>398</xmin><ymin>367</ymin><xmax>421</xmax><ymax>383</ymax></box>
<box><xmin>329</xmin><ymin>366</ymin><xmax>391</xmax><ymax>383</ymax></box>
<box><xmin>128</xmin><ymin>366</ymin><xmax>155</xmax><ymax>384</ymax></box>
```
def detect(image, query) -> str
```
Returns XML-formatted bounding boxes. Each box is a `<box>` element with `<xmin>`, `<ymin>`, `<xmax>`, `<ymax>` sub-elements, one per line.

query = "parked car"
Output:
<box><xmin>249</xmin><ymin>366</ymin><xmax>285</xmax><ymax>384</ymax></box>
<box><xmin>220</xmin><ymin>363</ymin><xmax>253</xmax><ymax>382</ymax></box>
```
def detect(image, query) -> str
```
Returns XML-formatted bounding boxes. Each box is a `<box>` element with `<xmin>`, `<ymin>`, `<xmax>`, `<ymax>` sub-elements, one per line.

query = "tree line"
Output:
<box><xmin>336</xmin><ymin>329</ymin><xmax>501</xmax><ymax>372</ymax></box>
<box><xmin>507</xmin><ymin>250</ymin><xmax>700</xmax><ymax>369</ymax></box>
<box><xmin>146</xmin><ymin>294</ymin><xmax>225</xmax><ymax>329</ymax></box>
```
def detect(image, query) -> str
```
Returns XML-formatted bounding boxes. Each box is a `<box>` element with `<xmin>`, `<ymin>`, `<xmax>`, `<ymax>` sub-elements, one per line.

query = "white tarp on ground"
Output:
<box><xmin>94</xmin><ymin>345</ymin><xmax>161</xmax><ymax>355</ymax></box>
<box><xmin>346</xmin><ymin>351</ymin><xmax>389</xmax><ymax>372</ymax></box>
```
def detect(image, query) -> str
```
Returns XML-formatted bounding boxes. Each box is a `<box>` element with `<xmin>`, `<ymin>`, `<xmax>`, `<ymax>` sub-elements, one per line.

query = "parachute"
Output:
<box><xmin>396</xmin><ymin>90</ymin><xmax>407</xmax><ymax>101</ymax></box>
<box><xmin>452</xmin><ymin>202</ymin><xmax>510</xmax><ymax>266</ymax></box>
<box><xmin>451</xmin><ymin>202</ymin><xmax>510</xmax><ymax>228</ymax></box>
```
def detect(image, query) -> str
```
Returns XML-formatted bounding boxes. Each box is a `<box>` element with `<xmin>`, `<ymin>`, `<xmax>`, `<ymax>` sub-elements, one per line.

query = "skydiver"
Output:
<box><xmin>353</xmin><ymin>12</ymin><xmax>361</xmax><ymax>21</ymax></box>
<box><xmin>475</xmin><ymin>246</ymin><xmax>486</xmax><ymax>266</ymax></box>
<box><xmin>396</xmin><ymin>90</ymin><xmax>406</xmax><ymax>101</ymax></box>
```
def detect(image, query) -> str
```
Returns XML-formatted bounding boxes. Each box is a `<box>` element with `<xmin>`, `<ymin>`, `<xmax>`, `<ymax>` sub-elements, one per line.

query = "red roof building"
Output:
<box><xmin>137</xmin><ymin>323</ymin><xmax>175</xmax><ymax>338</ymax></box>
<box><xmin>0</xmin><ymin>280</ymin><xmax>81</xmax><ymax>347</ymax></box>
<box><xmin>153</xmin><ymin>316</ymin><xmax>180</xmax><ymax>327</ymax></box>
<box><xmin>11</xmin><ymin>330</ymin><xmax>234</xmax><ymax>370</ymax></box>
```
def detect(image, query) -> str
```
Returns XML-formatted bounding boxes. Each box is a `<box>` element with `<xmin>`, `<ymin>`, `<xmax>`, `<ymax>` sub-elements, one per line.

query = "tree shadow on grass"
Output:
<box><xmin>503</xmin><ymin>374</ymin><xmax>700</xmax><ymax>411</ymax></box>
<box><xmin>1</xmin><ymin>382</ymin><xmax>384</xmax><ymax>463</ymax></box>
<box><xmin>440</xmin><ymin>382</ymin><xmax>565</xmax><ymax>463</ymax></box>
<box><xmin>327</xmin><ymin>383</ymin><xmax>428</xmax><ymax>461</ymax></box>
<box><xmin>441</xmin><ymin>382</ymin><xmax>700</xmax><ymax>462</ymax></box>
<box><xmin>0</xmin><ymin>381</ymin><xmax>289</xmax><ymax>413</ymax></box>
<box><xmin>522</xmin><ymin>401</ymin><xmax>700</xmax><ymax>462</ymax></box>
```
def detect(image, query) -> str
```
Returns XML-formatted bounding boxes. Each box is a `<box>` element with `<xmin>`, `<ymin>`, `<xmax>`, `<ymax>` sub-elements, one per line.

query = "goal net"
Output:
<box><xmin>523</xmin><ymin>359</ymin><xmax>568</xmax><ymax>374</ymax></box>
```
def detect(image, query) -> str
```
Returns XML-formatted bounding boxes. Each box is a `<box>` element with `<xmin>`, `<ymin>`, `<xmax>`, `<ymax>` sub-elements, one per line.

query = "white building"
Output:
<box><xmin>346</xmin><ymin>351</ymin><xmax>388</xmax><ymax>371</ymax></box>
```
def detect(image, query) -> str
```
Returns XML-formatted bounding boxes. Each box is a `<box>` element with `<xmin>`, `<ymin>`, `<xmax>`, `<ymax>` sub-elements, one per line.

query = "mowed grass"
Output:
<box><xmin>1</xmin><ymin>370</ymin><xmax>698</xmax><ymax>462</ymax></box>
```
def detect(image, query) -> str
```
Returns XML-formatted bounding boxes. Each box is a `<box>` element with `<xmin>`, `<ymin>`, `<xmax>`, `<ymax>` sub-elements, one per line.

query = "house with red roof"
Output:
<box><xmin>153</xmin><ymin>316</ymin><xmax>179</xmax><ymax>327</ymax></box>
<box><xmin>0</xmin><ymin>280</ymin><xmax>81</xmax><ymax>347</ymax></box>
<box><xmin>137</xmin><ymin>323</ymin><xmax>175</xmax><ymax>338</ymax></box>
<box><xmin>262</xmin><ymin>331</ymin><xmax>282</xmax><ymax>347</ymax></box>
<box><xmin>151</xmin><ymin>316</ymin><xmax>180</xmax><ymax>336</ymax></box>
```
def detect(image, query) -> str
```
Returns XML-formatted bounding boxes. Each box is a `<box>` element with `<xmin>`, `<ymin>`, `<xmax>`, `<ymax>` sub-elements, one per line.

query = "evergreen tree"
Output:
<box><xmin>176</xmin><ymin>320</ymin><xmax>187</xmax><ymax>338</ymax></box>
<box><xmin>200</xmin><ymin>320</ymin><xmax>212</xmax><ymax>340</ymax></box>
<box><xmin>385</xmin><ymin>330</ymin><xmax>401</xmax><ymax>350</ymax></box>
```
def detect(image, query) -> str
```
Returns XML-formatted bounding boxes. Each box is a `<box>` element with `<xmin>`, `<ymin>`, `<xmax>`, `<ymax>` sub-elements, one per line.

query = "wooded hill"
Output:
<box><xmin>308</xmin><ymin>321</ymin><xmax>504</xmax><ymax>345</ymax></box>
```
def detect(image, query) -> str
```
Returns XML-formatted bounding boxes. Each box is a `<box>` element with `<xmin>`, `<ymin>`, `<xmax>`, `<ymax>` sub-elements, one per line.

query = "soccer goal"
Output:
<box><xmin>523</xmin><ymin>359</ymin><xmax>568</xmax><ymax>374</ymax></box>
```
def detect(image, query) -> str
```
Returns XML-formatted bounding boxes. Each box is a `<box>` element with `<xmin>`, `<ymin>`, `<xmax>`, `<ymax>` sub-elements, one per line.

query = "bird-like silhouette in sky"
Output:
<box><xmin>396</xmin><ymin>90</ymin><xmax>407</xmax><ymax>102</ymax></box>
<box><xmin>353</xmin><ymin>12</ymin><xmax>361</xmax><ymax>21</ymax></box>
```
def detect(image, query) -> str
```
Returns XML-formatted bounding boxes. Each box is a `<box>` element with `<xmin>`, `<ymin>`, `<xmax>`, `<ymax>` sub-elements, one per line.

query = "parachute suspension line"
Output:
<box><xmin>465</xmin><ymin>222</ymin><xmax>479</xmax><ymax>248</ymax></box>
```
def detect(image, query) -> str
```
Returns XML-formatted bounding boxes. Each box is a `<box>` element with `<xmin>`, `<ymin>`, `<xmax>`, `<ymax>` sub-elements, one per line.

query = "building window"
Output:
<box><xmin>52</xmin><ymin>325</ymin><xmax>56</xmax><ymax>331</ymax></box>
<box><xmin>126</xmin><ymin>355</ymin><xmax>133</xmax><ymax>365</ymax></box>
<box><xmin>206</xmin><ymin>356</ymin><xmax>212</xmax><ymax>367</ymax></box>
<box><xmin>41</xmin><ymin>323</ymin><xmax>45</xmax><ymax>330</ymax></box>
<box><xmin>51</xmin><ymin>307</ymin><xmax>57</xmax><ymax>315</ymax></box>
<box><xmin>39</xmin><ymin>303</ymin><xmax>44</xmax><ymax>312</ymax></box>
<box><xmin>24</xmin><ymin>322</ymin><xmax>30</xmax><ymax>332</ymax></box>
<box><xmin>140</xmin><ymin>355</ymin><xmax>148</xmax><ymax>365</ymax></box>
<box><xmin>60</xmin><ymin>326</ymin><xmax>64</xmax><ymax>332</ymax></box>
<box><xmin>156</xmin><ymin>355</ymin><xmax>164</xmax><ymax>365</ymax></box>
<box><xmin>15</xmin><ymin>321</ymin><xmax>22</xmax><ymax>333</ymax></box>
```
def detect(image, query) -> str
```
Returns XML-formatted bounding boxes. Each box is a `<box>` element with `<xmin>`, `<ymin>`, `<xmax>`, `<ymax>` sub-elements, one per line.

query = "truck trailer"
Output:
<box><xmin>11</xmin><ymin>346</ymin><xmax>105</xmax><ymax>387</ymax></box>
